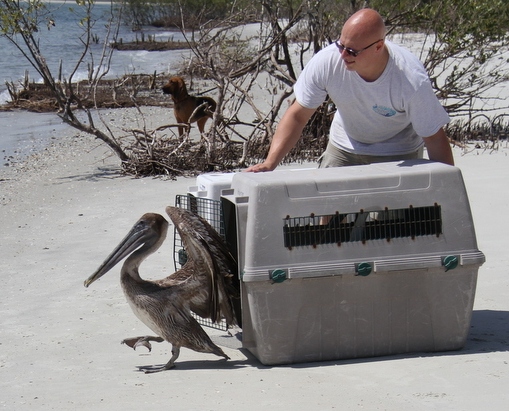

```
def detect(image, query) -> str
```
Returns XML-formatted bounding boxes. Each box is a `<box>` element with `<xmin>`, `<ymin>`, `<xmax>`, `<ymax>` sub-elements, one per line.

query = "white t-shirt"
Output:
<box><xmin>294</xmin><ymin>40</ymin><xmax>450</xmax><ymax>156</ymax></box>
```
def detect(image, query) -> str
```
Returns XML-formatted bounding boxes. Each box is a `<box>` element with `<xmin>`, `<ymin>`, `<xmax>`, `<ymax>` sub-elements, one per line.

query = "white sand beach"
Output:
<box><xmin>1</xmin><ymin>106</ymin><xmax>508</xmax><ymax>410</ymax></box>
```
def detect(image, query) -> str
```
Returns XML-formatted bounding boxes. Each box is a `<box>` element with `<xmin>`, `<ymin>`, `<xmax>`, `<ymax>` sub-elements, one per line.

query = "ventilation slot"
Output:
<box><xmin>283</xmin><ymin>204</ymin><xmax>442</xmax><ymax>249</ymax></box>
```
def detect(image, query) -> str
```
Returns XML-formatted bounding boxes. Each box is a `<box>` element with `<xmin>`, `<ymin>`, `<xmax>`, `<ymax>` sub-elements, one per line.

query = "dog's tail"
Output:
<box><xmin>188</xmin><ymin>100</ymin><xmax>216</xmax><ymax>123</ymax></box>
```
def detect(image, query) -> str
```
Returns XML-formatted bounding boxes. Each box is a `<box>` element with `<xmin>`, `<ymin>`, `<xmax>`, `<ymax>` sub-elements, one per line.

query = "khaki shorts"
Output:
<box><xmin>318</xmin><ymin>142</ymin><xmax>423</xmax><ymax>168</ymax></box>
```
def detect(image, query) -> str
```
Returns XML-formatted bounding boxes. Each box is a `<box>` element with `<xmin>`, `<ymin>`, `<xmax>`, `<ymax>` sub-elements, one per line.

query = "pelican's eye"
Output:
<box><xmin>136</xmin><ymin>220</ymin><xmax>149</xmax><ymax>231</ymax></box>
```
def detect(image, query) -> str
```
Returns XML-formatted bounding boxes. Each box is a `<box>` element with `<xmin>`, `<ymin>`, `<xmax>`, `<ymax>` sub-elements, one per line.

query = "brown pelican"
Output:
<box><xmin>84</xmin><ymin>206</ymin><xmax>239</xmax><ymax>373</ymax></box>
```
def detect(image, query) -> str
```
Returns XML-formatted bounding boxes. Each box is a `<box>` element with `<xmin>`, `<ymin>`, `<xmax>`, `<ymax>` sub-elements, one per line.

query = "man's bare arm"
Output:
<box><xmin>246</xmin><ymin>101</ymin><xmax>316</xmax><ymax>172</ymax></box>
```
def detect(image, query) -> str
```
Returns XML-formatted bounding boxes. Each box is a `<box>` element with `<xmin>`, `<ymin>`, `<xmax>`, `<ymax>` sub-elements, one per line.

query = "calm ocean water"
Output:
<box><xmin>0</xmin><ymin>1</ymin><xmax>186</xmax><ymax>167</ymax></box>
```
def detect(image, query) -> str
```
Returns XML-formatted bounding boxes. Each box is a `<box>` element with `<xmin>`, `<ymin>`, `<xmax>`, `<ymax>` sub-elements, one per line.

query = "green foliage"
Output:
<box><xmin>369</xmin><ymin>0</ymin><xmax>509</xmax><ymax>115</ymax></box>
<box><xmin>1</xmin><ymin>0</ymin><xmax>46</xmax><ymax>36</ymax></box>
<box><xmin>122</xmin><ymin>0</ymin><xmax>256</xmax><ymax>28</ymax></box>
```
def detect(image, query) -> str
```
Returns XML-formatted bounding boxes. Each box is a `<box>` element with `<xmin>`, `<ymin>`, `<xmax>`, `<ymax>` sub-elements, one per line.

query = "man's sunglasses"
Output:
<box><xmin>335</xmin><ymin>38</ymin><xmax>384</xmax><ymax>57</ymax></box>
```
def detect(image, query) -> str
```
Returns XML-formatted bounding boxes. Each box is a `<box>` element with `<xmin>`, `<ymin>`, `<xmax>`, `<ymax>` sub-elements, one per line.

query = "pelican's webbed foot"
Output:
<box><xmin>138</xmin><ymin>346</ymin><xmax>180</xmax><ymax>374</ymax></box>
<box><xmin>138</xmin><ymin>363</ymin><xmax>176</xmax><ymax>374</ymax></box>
<box><xmin>121</xmin><ymin>335</ymin><xmax>164</xmax><ymax>352</ymax></box>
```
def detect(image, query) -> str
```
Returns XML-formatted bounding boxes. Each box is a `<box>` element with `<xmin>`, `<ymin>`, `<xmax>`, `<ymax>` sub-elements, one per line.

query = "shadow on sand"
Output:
<box><xmin>57</xmin><ymin>165</ymin><xmax>125</xmax><ymax>183</ymax></box>
<box><xmin>132</xmin><ymin>309</ymin><xmax>509</xmax><ymax>372</ymax></box>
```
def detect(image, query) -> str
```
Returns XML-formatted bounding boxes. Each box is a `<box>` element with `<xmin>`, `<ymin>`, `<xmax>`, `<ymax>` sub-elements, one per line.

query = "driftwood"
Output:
<box><xmin>1</xmin><ymin>73</ymin><xmax>170</xmax><ymax>113</ymax></box>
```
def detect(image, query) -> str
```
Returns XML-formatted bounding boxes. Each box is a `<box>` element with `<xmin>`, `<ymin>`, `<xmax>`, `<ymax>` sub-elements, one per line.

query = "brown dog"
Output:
<box><xmin>162</xmin><ymin>76</ymin><xmax>217</xmax><ymax>136</ymax></box>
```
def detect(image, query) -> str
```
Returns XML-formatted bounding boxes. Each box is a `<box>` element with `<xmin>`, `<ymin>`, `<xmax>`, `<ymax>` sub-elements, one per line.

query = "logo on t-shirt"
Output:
<box><xmin>373</xmin><ymin>104</ymin><xmax>396</xmax><ymax>117</ymax></box>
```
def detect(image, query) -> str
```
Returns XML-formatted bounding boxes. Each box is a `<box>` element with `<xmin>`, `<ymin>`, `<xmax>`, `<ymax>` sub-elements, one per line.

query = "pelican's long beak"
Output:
<box><xmin>84</xmin><ymin>216</ymin><xmax>153</xmax><ymax>288</ymax></box>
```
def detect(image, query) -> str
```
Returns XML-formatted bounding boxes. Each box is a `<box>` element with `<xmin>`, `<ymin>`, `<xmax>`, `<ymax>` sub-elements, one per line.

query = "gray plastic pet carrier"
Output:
<box><xmin>178</xmin><ymin>161</ymin><xmax>485</xmax><ymax>365</ymax></box>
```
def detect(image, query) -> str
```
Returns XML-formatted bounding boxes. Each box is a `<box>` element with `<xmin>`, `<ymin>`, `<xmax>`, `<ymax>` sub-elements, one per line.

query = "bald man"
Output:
<box><xmin>246</xmin><ymin>8</ymin><xmax>454</xmax><ymax>172</ymax></box>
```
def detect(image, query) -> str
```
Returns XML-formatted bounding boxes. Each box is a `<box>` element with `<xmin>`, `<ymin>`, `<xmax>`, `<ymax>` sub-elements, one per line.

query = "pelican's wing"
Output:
<box><xmin>166</xmin><ymin>206</ymin><xmax>238</xmax><ymax>325</ymax></box>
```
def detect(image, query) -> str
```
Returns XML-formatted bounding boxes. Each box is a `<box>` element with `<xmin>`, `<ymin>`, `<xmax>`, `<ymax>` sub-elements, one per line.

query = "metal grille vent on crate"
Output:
<box><xmin>283</xmin><ymin>204</ymin><xmax>442</xmax><ymax>248</ymax></box>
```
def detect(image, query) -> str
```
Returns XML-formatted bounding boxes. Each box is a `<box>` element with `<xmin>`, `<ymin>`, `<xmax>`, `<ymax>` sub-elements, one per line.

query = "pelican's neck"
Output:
<box><xmin>120</xmin><ymin>216</ymin><xmax>168</xmax><ymax>285</ymax></box>
<box><xmin>121</xmin><ymin>246</ymin><xmax>151</xmax><ymax>283</ymax></box>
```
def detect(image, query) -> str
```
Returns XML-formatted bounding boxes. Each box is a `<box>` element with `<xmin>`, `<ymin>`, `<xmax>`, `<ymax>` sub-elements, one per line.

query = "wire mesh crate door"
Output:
<box><xmin>174</xmin><ymin>194</ymin><xmax>228</xmax><ymax>331</ymax></box>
